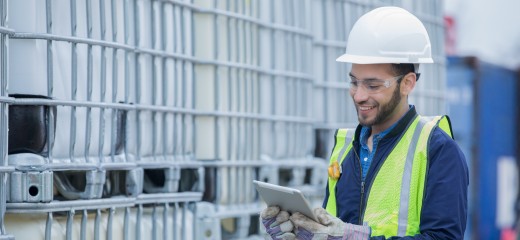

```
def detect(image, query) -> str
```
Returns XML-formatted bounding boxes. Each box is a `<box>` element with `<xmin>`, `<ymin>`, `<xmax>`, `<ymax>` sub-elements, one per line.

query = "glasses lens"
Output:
<box><xmin>349</xmin><ymin>75</ymin><xmax>401</xmax><ymax>94</ymax></box>
<box><xmin>349</xmin><ymin>80</ymin><xmax>386</xmax><ymax>93</ymax></box>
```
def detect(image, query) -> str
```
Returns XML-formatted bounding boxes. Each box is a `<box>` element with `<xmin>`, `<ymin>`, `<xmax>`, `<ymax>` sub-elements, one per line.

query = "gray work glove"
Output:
<box><xmin>290</xmin><ymin>207</ymin><xmax>371</xmax><ymax>240</ymax></box>
<box><xmin>260</xmin><ymin>206</ymin><xmax>296</xmax><ymax>240</ymax></box>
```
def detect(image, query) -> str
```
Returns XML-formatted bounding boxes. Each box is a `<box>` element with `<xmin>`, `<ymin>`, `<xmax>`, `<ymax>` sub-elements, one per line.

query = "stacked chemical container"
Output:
<box><xmin>0</xmin><ymin>0</ymin><xmax>446</xmax><ymax>239</ymax></box>
<box><xmin>5</xmin><ymin>0</ymin><xmax>201</xmax><ymax>239</ymax></box>
<box><xmin>192</xmin><ymin>1</ymin><xmax>322</xmax><ymax>239</ymax></box>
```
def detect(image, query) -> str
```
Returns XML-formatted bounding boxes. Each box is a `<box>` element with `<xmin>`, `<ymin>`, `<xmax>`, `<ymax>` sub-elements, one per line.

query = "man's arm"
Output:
<box><xmin>371</xmin><ymin>128</ymin><xmax>469</xmax><ymax>239</ymax></box>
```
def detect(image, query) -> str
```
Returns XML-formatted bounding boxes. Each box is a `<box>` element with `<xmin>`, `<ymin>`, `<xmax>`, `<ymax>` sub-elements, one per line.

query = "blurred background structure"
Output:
<box><xmin>445</xmin><ymin>0</ymin><xmax>520</xmax><ymax>239</ymax></box>
<box><xmin>0</xmin><ymin>0</ymin><xmax>517</xmax><ymax>239</ymax></box>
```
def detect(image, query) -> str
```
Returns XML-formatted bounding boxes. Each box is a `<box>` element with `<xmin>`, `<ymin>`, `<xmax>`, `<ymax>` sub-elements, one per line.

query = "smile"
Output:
<box><xmin>359</xmin><ymin>106</ymin><xmax>375</xmax><ymax>111</ymax></box>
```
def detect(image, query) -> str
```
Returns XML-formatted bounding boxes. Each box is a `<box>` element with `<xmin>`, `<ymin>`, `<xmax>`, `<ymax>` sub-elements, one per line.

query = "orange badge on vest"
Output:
<box><xmin>328</xmin><ymin>161</ymin><xmax>340</xmax><ymax>180</ymax></box>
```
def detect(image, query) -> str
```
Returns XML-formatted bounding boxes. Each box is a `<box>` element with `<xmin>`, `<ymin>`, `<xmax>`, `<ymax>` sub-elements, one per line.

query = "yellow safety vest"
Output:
<box><xmin>325</xmin><ymin>115</ymin><xmax>453</xmax><ymax>237</ymax></box>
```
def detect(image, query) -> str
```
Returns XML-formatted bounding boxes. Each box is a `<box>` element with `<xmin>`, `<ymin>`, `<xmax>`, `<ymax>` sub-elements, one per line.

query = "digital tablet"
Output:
<box><xmin>253</xmin><ymin>180</ymin><xmax>318</xmax><ymax>221</ymax></box>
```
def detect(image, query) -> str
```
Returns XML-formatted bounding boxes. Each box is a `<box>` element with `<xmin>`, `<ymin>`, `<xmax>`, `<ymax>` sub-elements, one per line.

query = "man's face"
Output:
<box><xmin>349</xmin><ymin>64</ymin><xmax>403</xmax><ymax>127</ymax></box>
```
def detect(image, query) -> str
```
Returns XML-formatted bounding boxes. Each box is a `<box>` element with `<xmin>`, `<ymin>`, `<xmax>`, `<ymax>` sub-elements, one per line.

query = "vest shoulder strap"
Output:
<box><xmin>421</xmin><ymin>115</ymin><xmax>453</xmax><ymax>139</ymax></box>
<box><xmin>325</xmin><ymin>128</ymin><xmax>355</xmax><ymax>216</ymax></box>
<box><xmin>329</xmin><ymin>128</ymin><xmax>355</xmax><ymax>165</ymax></box>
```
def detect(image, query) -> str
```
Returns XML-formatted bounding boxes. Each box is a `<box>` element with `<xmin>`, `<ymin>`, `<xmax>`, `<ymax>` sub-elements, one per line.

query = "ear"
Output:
<box><xmin>400</xmin><ymin>72</ymin><xmax>416</xmax><ymax>96</ymax></box>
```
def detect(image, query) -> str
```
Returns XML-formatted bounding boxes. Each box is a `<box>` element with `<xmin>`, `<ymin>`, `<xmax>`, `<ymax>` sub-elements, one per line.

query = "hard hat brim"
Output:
<box><xmin>336</xmin><ymin>53</ymin><xmax>434</xmax><ymax>64</ymax></box>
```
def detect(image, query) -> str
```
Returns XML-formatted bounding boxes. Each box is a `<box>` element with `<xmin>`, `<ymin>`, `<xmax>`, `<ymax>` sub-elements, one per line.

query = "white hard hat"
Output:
<box><xmin>336</xmin><ymin>7</ymin><xmax>433</xmax><ymax>64</ymax></box>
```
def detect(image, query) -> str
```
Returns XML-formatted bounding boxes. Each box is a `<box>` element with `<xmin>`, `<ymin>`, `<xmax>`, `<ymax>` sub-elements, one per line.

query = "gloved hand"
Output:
<box><xmin>260</xmin><ymin>206</ymin><xmax>295</xmax><ymax>240</ymax></box>
<box><xmin>290</xmin><ymin>207</ymin><xmax>371</xmax><ymax>240</ymax></box>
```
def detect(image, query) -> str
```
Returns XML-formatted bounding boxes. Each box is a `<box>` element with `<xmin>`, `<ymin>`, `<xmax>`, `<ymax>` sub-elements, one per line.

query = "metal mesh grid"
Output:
<box><xmin>0</xmin><ymin>0</ymin><xmax>12</xmax><ymax>238</ymax></box>
<box><xmin>4</xmin><ymin>0</ymin><xmax>202</xmax><ymax>239</ymax></box>
<box><xmin>190</xmin><ymin>1</ymin><xmax>320</xmax><ymax>238</ymax></box>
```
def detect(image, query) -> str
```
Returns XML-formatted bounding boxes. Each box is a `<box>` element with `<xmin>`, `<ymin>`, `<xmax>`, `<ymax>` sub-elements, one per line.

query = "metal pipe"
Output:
<box><xmin>107</xmin><ymin>208</ymin><xmax>114</xmax><ymax>240</ymax></box>
<box><xmin>134</xmin><ymin>0</ymin><xmax>142</xmax><ymax>166</ymax></box>
<box><xmin>152</xmin><ymin>205</ymin><xmax>157</xmax><ymax>240</ymax></box>
<box><xmin>85</xmin><ymin>0</ymin><xmax>93</xmax><ymax>163</ymax></box>
<box><xmin>45</xmin><ymin>212</ymin><xmax>53</xmax><ymax>240</ymax></box>
<box><xmin>123</xmin><ymin>0</ymin><xmax>131</xmax><ymax>164</ymax></box>
<box><xmin>179</xmin><ymin>4</ymin><xmax>186</xmax><ymax>162</ymax></box>
<box><xmin>0</xmin><ymin>26</ymin><xmax>13</xmax><ymax>35</ymax></box>
<box><xmin>6</xmin><ymin>197</ymin><xmax>135</xmax><ymax>213</ymax></box>
<box><xmin>160</xmin><ymin>1</ymin><xmax>168</xmax><ymax>165</ymax></box>
<box><xmin>46</xmin><ymin>0</ymin><xmax>55</xmax><ymax>164</ymax></box>
<box><xmin>70</xmin><ymin>0</ymin><xmax>78</xmax><ymax>163</ymax></box>
<box><xmin>213</xmin><ymin>0</ymin><xmax>220</xmax><ymax>165</ymax></box>
<box><xmin>124</xmin><ymin>207</ymin><xmax>130</xmax><ymax>240</ymax></box>
<box><xmin>172</xmin><ymin>203</ymin><xmax>178</xmax><ymax>240</ymax></box>
<box><xmin>162</xmin><ymin>203</ymin><xmax>169</xmax><ymax>240</ymax></box>
<box><xmin>181</xmin><ymin>202</ymin><xmax>186</xmax><ymax>240</ymax></box>
<box><xmin>98</xmin><ymin>0</ymin><xmax>107</xmax><ymax>163</ymax></box>
<box><xmin>110</xmin><ymin>0</ymin><xmax>119</xmax><ymax>163</ymax></box>
<box><xmin>225</xmin><ymin>0</ymin><xmax>232</xmax><ymax>207</ymax></box>
<box><xmin>66</xmin><ymin>209</ymin><xmax>75</xmax><ymax>240</ymax></box>
<box><xmin>151</xmin><ymin>0</ymin><xmax>158</xmax><ymax>162</ymax></box>
<box><xmin>136</xmin><ymin>204</ymin><xmax>142</xmax><ymax>240</ymax></box>
<box><xmin>80</xmin><ymin>209</ymin><xmax>87</xmax><ymax>240</ymax></box>
<box><xmin>94</xmin><ymin>209</ymin><xmax>101</xmax><ymax>240</ymax></box>
<box><xmin>190</xmin><ymin>0</ymin><xmax>197</xmax><ymax>169</ymax></box>
<box><xmin>0</xmin><ymin>0</ymin><xmax>8</xmax><ymax>235</ymax></box>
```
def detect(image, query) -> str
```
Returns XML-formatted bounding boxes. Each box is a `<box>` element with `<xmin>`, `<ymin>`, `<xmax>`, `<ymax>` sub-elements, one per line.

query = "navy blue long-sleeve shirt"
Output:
<box><xmin>322</xmin><ymin>106</ymin><xmax>469</xmax><ymax>239</ymax></box>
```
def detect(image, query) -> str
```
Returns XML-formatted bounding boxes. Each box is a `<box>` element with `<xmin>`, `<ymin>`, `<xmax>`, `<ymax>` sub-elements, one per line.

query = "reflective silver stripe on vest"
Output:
<box><xmin>397</xmin><ymin>117</ymin><xmax>429</xmax><ymax>236</ymax></box>
<box><xmin>337</xmin><ymin>129</ymin><xmax>355</xmax><ymax>167</ymax></box>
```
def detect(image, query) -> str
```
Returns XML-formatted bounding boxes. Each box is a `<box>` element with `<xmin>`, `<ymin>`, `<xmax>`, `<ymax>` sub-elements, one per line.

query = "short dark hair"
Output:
<box><xmin>390</xmin><ymin>64</ymin><xmax>420</xmax><ymax>81</ymax></box>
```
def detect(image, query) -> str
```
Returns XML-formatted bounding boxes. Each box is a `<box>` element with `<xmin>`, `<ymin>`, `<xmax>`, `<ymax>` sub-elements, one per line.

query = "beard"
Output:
<box><xmin>357</xmin><ymin>84</ymin><xmax>402</xmax><ymax>127</ymax></box>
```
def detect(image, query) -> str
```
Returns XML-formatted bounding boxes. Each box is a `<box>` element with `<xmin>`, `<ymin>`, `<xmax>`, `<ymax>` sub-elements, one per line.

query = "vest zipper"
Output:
<box><xmin>353</xmin><ymin>146</ymin><xmax>366</xmax><ymax>225</ymax></box>
<box><xmin>358</xmin><ymin>142</ymin><xmax>379</xmax><ymax>225</ymax></box>
<box><xmin>360</xmin><ymin>180</ymin><xmax>365</xmax><ymax>225</ymax></box>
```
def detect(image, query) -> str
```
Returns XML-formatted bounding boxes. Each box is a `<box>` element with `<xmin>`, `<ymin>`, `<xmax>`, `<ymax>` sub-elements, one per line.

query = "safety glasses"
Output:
<box><xmin>348</xmin><ymin>74</ymin><xmax>404</xmax><ymax>94</ymax></box>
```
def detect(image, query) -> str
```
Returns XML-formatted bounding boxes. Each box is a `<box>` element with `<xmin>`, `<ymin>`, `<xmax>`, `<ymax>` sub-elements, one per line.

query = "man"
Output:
<box><xmin>260</xmin><ymin>6</ymin><xmax>468</xmax><ymax>239</ymax></box>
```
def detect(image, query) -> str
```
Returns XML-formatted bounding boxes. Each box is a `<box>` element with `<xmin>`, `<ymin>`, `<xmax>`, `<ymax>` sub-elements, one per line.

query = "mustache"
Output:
<box><xmin>355</xmin><ymin>100</ymin><xmax>377</xmax><ymax>106</ymax></box>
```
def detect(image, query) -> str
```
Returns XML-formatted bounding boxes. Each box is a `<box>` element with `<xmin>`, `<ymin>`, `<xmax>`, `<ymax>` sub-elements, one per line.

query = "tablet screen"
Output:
<box><xmin>254</xmin><ymin>180</ymin><xmax>318</xmax><ymax>222</ymax></box>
